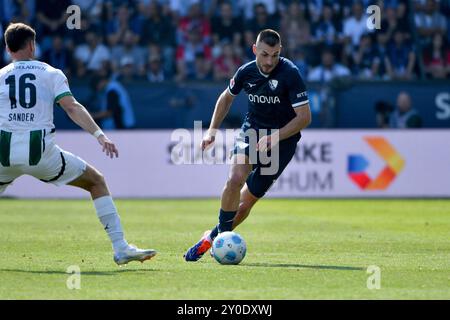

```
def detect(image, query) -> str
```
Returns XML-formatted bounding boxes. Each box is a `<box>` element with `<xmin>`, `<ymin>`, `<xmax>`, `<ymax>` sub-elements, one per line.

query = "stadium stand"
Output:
<box><xmin>0</xmin><ymin>0</ymin><xmax>448</xmax><ymax>129</ymax></box>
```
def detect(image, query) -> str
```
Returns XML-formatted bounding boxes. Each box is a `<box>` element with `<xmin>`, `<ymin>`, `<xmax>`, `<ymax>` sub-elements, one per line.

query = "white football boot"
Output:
<box><xmin>113</xmin><ymin>244</ymin><xmax>157</xmax><ymax>265</ymax></box>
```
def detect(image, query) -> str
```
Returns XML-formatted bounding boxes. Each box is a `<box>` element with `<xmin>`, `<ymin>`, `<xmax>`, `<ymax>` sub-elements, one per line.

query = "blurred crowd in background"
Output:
<box><xmin>0</xmin><ymin>0</ymin><xmax>449</xmax><ymax>84</ymax></box>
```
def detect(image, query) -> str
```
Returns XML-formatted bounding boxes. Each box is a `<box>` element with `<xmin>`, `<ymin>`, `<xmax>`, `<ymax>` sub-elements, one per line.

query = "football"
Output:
<box><xmin>212</xmin><ymin>231</ymin><xmax>247</xmax><ymax>265</ymax></box>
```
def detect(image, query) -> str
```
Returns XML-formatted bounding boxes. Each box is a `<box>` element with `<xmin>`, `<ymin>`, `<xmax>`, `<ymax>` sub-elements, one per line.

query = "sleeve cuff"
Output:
<box><xmin>227</xmin><ymin>87</ymin><xmax>237</xmax><ymax>97</ymax></box>
<box><xmin>54</xmin><ymin>91</ymin><xmax>73</xmax><ymax>104</ymax></box>
<box><xmin>292</xmin><ymin>100</ymin><xmax>309</xmax><ymax>108</ymax></box>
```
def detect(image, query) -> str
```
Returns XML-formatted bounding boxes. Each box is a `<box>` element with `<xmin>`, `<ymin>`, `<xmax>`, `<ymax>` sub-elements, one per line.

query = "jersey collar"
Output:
<box><xmin>13</xmin><ymin>59</ymin><xmax>34</xmax><ymax>62</ymax></box>
<box><xmin>256</xmin><ymin>64</ymin><xmax>269</xmax><ymax>78</ymax></box>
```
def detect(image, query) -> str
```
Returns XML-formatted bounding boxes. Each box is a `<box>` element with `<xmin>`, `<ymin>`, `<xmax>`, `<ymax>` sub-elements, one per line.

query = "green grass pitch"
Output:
<box><xmin>0</xmin><ymin>199</ymin><xmax>448</xmax><ymax>299</ymax></box>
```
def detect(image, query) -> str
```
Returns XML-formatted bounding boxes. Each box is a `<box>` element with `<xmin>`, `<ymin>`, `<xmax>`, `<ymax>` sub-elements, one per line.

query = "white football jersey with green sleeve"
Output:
<box><xmin>0</xmin><ymin>60</ymin><xmax>72</xmax><ymax>132</ymax></box>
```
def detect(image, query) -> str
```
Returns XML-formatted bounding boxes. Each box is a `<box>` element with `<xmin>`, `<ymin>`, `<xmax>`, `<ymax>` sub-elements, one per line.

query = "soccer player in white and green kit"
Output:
<box><xmin>0</xmin><ymin>23</ymin><xmax>157</xmax><ymax>265</ymax></box>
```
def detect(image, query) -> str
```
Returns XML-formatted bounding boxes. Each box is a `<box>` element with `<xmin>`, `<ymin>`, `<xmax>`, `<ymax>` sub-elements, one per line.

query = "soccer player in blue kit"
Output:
<box><xmin>184</xmin><ymin>29</ymin><xmax>312</xmax><ymax>261</ymax></box>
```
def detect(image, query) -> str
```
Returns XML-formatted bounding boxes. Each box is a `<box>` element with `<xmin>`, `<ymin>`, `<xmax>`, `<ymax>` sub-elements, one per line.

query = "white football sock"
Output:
<box><xmin>93</xmin><ymin>196</ymin><xmax>129</xmax><ymax>253</ymax></box>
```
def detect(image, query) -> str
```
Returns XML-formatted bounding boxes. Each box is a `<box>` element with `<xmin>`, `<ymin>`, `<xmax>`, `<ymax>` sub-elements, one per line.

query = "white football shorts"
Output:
<box><xmin>0</xmin><ymin>129</ymin><xmax>87</xmax><ymax>194</ymax></box>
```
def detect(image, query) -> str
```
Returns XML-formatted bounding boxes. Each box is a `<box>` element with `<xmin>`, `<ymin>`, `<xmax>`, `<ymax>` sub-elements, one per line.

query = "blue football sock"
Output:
<box><xmin>209</xmin><ymin>225</ymin><xmax>219</xmax><ymax>241</ymax></box>
<box><xmin>218</xmin><ymin>209</ymin><xmax>236</xmax><ymax>233</ymax></box>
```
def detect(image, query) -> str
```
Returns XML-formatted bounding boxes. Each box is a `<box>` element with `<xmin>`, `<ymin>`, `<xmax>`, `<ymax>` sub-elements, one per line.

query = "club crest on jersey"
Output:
<box><xmin>269</xmin><ymin>79</ymin><xmax>278</xmax><ymax>91</ymax></box>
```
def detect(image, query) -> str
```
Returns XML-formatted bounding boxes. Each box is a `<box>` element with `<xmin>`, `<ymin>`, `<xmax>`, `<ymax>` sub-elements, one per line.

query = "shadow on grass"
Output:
<box><xmin>0</xmin><ymin>268</ymin><xmax>160</xmax><ymax>276</ymax></box>
<box><xmin>242</xmin><ymin>263</ymin><xmax>365</xmax><ymax>271</ymax></box>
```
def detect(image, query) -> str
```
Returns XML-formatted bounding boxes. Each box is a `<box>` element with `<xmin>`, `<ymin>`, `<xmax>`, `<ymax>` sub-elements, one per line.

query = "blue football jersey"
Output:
<box><xmin>228</xmin><ymin>57</ymin><xmax>309</xmax><ymax>129</ymax></box>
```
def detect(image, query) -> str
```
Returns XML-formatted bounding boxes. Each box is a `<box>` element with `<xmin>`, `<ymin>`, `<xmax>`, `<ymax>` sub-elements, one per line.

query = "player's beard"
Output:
<box><xmin>257</xmin><ymin>61</ymin><xmax>277</xmax><ymax>75</ymax></box>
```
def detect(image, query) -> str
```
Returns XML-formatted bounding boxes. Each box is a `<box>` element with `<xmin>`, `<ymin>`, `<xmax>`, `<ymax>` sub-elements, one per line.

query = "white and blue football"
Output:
<box><xmin>212</xmin><ymin>231</ymin><xmax>247</xmax><ymax>265</ymax></box>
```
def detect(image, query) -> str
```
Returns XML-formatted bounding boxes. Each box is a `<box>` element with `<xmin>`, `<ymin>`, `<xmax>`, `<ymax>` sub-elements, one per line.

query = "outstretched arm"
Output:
<box><xmin>58</xmin><ymin>95</ymin><xmax>119</xmax><ymax>158</ymax></box>
<box><xmin>201</xmin><ymin>89</ymin><xmax>235</xmax><ymax>150</ymax></box>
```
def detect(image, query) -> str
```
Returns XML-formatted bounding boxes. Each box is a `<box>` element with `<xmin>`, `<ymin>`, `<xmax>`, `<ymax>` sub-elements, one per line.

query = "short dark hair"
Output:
<box><xmin>4</xmin><ymin>23</ymin><xmax>36</xmax><ymax>52</ymax></box>
<box><xmin>257</xmin><ymin>29</ymin><xmax>281</xmax><ymax>47</ymax></box>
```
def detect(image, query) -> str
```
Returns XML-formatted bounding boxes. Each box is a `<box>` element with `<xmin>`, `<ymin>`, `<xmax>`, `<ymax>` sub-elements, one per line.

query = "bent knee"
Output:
<box><xmin>90</xmin><ymin>170</ymin><xmax>106</xmax><ymax>187</ymax></box>
<box><xmin>226</xmin><ymin>174</ymin><xmax>247</xmax><ymax>191</ymax></box>
<box><xmin>80</xmin><ymin>166</ymin><xmax>106</xmax><ymax>190</ymax></box>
